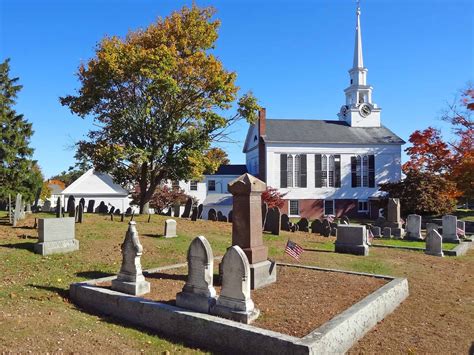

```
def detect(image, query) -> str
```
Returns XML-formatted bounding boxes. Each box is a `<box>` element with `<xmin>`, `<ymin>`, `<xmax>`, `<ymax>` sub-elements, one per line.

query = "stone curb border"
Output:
<box><xmin>69</xmin><ymin>263</ymin><xmax>409</xmax><ymax>354</ymax></box>
<box><xmin>371</xmin><ymin>240</ymin><xmax>472</xmax><ymax>256</ymax></box>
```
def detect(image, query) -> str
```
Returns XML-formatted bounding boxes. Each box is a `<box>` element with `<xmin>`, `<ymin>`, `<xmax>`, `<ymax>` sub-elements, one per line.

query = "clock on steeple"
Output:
<box><xmin>338</xmin><ymin>1</ymin><xmax>381</xmax><ymax>127</ymax></box>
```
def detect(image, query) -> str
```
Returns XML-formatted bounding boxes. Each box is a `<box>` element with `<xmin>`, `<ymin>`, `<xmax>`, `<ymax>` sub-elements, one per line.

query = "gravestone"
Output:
<box><xmin>374</xmin><ymin>216</ymin><xmax>386</xmax><ymax>227</ymax></box>
<box><xmin>335</xmin><ymin>225</ymin><xmax>369</xmax><ymax>256</ymax></box>
<box><xmin>387</xmin><ymin>198</ymin><xmax>403</xmax><ymax>229</ymax></box>
<box><xmin>442</xmin><ymin>215</ymin><xmax>459</xmax><ymax>242</ymax></box>
<box><xmin>457</xmin><ymin>221</ymin><xmax>465</xmax><ymax>238</ymax></box>
<box><xmin>321</xmin><ymin>219</ymin><xmax>331</xmax><ymax>237</ymax></box>
<box><xmin>217</xmin><ymin>211</ymin><xmax>224</xmax><ymax>221</ymax></box>
<box><xmin>34</xmin><ymin>217</ymin><xmax>79</xmax><ymax>255</ymax></box>
<box><xmin>228</xmin><ymin>210</ymin><xmax>233</xmax><ymax>223</ymax></box>
<box><xmin>173</xmin><ymin>204</ymin><xmax>180</xmax><ymax>218</ymax></box>
<box><xmin>297</xmin><ymin>218</ymin><xmax>309</xmax><ymax>232</ymax></box>
<box><xmin>191</xmin><ymin>207</ymin><xmax>198</xmax><ymax>221</ymax></box>
<box><xmin>111</xmin><ymin>221</ymin><xmax>150</xmax><ymax>295</ymax></box>
<box><xmin>42</xmin><ymin>200</ymin><xmax>51</xmax><ymax>212</ymax></box>
<box><xmin>330</xmin><ymin>223</ymin><xmax>338</xmax><ymax>236</ymax></box>
<box><xmin>110</xmin><ymin>213</ymin><xmax>114</xmax><ymax>221</ymax></box>
<box><xmin>261</xmin><ymin>202</ymin><xmax>268</xmax><ymax>228</ymax></box>
<box><xmin>8</xmin><ymin>194</ymin><xmax>12</xmax><ymax>224</ymax></box>
<box><xmin>197</xmin><ymin>204</ymin><xmax>203</xmax><ymax>219</ymax></box>
<box><xmin>13</xmin><ymin>193</ymin><xmax>22</xmax><ymax>227</ymax></box>
<box><xmin>211</xmin><ymin>246</ymin><xmax>260</xmax><ymax>324</ymax></box>
<box><xmin>120</xmin><ymin>213</ymin><xmax>125</xmax><ymax>222</ymax></box>
<box><xmin>25</xmin><ymin>203</ymin><xmax>32</xmax><ymax>214</ymax></box>
<box><xmin>115</xmin><ymin>209</ymin><xmax>121</xmax><ymax>215</ymax></box>
<box><xmin>383</xmin><ymin>227</ymin><xmax>391</xmax><ymax>238</ymax></box>
<box><xmin>87</xmin><ymin>200</ymin><xmax>95</xmax><ymax>213</ymax></box>
<box><xmin>405</xmin><ymin>214</ymin><xmax>422</xmax><ymax>240</ymax></box>
<box><xmin>208</xmin><ymin>209</ymin><xmax>217</xmax><ymax>221</ymax></box>
<box><xmin>125</xmin><ymin>207</ymin><xmax>132</xmax><ymax>215</ymax></box>
<box><xmin>164</xmin><ymin>219</ymin><xmax>177</xmax><ymax>238</ymax></box>
<box><xmin>290</xmin><ymin>223</ymin><xmax>299</xmax><ymax>233</ymax></box>
<box><xmin>77</xmin><ymin>203</ymin><xmax>84</xmax><ymax>223</ymax></box>
<box><xmin>340</xmin><ymin>215</ymin><xmax>350</xmax><ymax>225</ymax></box>
<box><xmin>75</xmin><ymin>206</ymin><xmax>79</xmax><ymax>221</ymax></box>
<box><xmin>426</xmin><ymin>223</ymin><xmax>438</xmax><ymax>236</ymax></box>
<box><xmin>79</xmin><ymin>198</ymin><xmax>85</xmax><ymax>210</ymax></box>
<box><xmin>228</xmin><ymin>173</ymin><xmax>276</xmax><ymax>290</ymax></box>
<box><xmin>311</xmin><ymin>219</ymin><xmax>322</xmax><ymax>234</ymax></box>
<box><xmin>67</xmin><ymin>196</ymin><xmax>76</xmax><ymax>218</ymax></box>
<box><xmin>56</xmin><ymin>197</ymin><xmax>62</xmax><ymax>218</ymax></box>
<box><xmin>392</xmin><ymin>228</ymin><xmax>402</xmax><ymax>239</ymax></box>
<box><xmin>371</xmin><ymin>226</ymin><xmax>381</xmax><ymax>238</ymax></box>
<box><xmin>280</xmin><ymin>214</ymin><xmax>290</xmax><ymax>231</ymax></box>
<box><xmin>98</xmin><ymin>201</ymin><xmax>108</xmax><ymax>214</ymax></box>
<box><xmin>425</xmin><ymin>229</ymin><xmax>444</xmax><ymax>257</ymax></box>
<box><xmin>264</xmin><ymin>207</ymin><xmax>280</xmax><ymax>235</ymax></box>
<box><xmin>166</xmin><ymin>208</ymin><xmax>172</xmax><ymax>216</ymax></box>
<box><xmin>109</xmin><ymin>206</ymin><xmax>116</xmax><ymax>215</ymax></box>
<box><xmin>176</xmin><ymin>236</ymin><xmax>217</xmax><ymax>313</ymax></box>
<box><xmin>181</xmin><ymin>198</ymin><xmax>192</xmax><ymax>218</ymax></box>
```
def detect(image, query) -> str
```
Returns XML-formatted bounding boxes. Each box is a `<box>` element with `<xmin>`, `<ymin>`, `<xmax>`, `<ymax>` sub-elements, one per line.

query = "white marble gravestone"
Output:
<box><xmin>442</xmin><ymin>215</ymin><xmax>459</xmax><ymax>242</ymax></box>
<box><xmin>164</xmin><ymin>219</ymin><xmax>177</xmax><ymax>238</ymax></box>
<box><xmin>335</xmin><ymin>225</ymin><xmax>369</xmax><ymax>256</ymax></box>
<box><xmin>425</xmin><ymin>229</ymin><xmax>444</xmax><ymax>257</ymax></box>
<box><xmin>176</xmin><ymin>236</ymin><xmax>217</xmax><ymax>313</ymax></box>
<box><xmin>405</xmin><ymin>214</ymin><xmax>422</xmax><ymax>240</ymax></box>
<box><xmin>34</xmin><ymin>217</ymin><xmax>79</xmax><ymax>255</ymax></box>
<box><xmin>211</xmin><ymin>246</ymin><xmax>259</xmax><ymax>324</ymax></box>
<box><xmin>13</xmin><ymin>193</ymin><xmax>22</xmax><ymax>227</ymax></box>
<box><xmin>111</xmin><ymin>221</ymin><xmax>150</xmax><ymax>296</ymax></box>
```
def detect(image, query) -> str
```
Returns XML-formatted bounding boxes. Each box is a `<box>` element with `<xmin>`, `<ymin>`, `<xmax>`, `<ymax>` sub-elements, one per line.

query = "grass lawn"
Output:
<box><xmin>454</xmin><ymin>209</ymin><xmax>474</xmax><ymax>222</ymax></box>
<box><xmin>372</xmin><ymin>238</ymin><xmax>459</xmax><ymax>250</ymax></box>
<box><xmin>0</xmin><ymin>211</ymin><xmax>473</xmax><ymax>353</ymax></box>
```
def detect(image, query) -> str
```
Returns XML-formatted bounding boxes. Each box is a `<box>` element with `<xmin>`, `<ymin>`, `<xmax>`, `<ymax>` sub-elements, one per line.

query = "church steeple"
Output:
<box><xmin>338</xmin><ymin>0</ymin><xmax>381</xmax><ymax>127</ymax></box>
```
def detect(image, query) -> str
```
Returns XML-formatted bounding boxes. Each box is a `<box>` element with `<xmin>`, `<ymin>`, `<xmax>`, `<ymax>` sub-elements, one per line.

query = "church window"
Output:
<box><xmin>190</xmin><ymin>180</ymin><xmax>198</xmax><ymax>191</ymax></box>
<box><xmin>324</xmin><ymin>200</ymin><xmax>335</xmax><ymax>216</ymax></box>
<box><xmin>208</xmin><ymin>180</ymin><xmax>216</xmax><ymax>191</ymax></box>
<box><xmin>351</xmin><ymin>155</ymin><xmax>375</xmax><ymax>188</ymax></box>
<box><xmin>289</xmin><ymin>200</ymin><xmax>299</xmax><ymax>216</ymax></box>
<box><xmin>358</xmin><ymin>200</ymin><xmax>368</xmax><ymax>212</ymax></box>
<box><xmin>280</xmin><ymin>154</ymin><xmax>307</xmax><ymax>188</ymax></box>
<box><xmin>315</xmin><ymin>154</ymin><xmax>341</xmax><ymax>188</ymax></box>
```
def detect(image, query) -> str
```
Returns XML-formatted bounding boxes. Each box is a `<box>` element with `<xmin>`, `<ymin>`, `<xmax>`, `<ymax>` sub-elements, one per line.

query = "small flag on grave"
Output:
<box><xmin>367</xmin><ymin>228</ymin><xmax>374</xmax><ymax>245</ymax></box>
<box><xmin>285</xmin><ymin>240</ymin><xmax>304</xmax><ymax>261</ymax></box>
<box><xmin>326</xmin><ymin>215</ymin><xmax>335</xmax><ymax>223</ymax></box>
<box><xmin>456</xmin><ymin>227</ymin><xmax>465</xmax><ymax>237</ymax></box>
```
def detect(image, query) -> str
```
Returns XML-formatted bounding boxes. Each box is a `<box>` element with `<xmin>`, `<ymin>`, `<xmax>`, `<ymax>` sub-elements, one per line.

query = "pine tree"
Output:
<box><xmin>0</xmin><ymin>58</ymin><xmax>40</xmax><ymax>202</ymax></box>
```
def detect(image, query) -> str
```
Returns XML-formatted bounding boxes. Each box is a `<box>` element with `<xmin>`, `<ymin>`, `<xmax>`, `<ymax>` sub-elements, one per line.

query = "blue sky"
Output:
<box><xmin>1</xmin><ymin>0</ymin><xmax>473</xmax><ymax>178</ymax></box>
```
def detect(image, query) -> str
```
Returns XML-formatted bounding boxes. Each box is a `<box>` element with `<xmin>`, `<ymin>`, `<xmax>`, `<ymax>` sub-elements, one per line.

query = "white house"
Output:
<box><xmin>61</xmin><ymin>169</ymin><xmax>134</xmax><ymax>213</ymax></box>
<box><xmin>242</xmin><ymin>4</ymin><xmax>404</xmax><ymax>220</ymax></box>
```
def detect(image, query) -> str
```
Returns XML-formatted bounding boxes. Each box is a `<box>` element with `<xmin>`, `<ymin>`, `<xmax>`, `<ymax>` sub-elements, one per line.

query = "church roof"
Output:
<box><xmin>212</xmin><ymin>164</ymin><xmax>248</xmax><ymax>176</ymax></box>
<box><xmin>263</xmin><ymin>119</ymin><xmax>405</xmax><ymax>145</ymax></box>
<box><xmin>61</xmin><ymin>169</ymin><xmax>129</xmax><ymax>196</ymax></box>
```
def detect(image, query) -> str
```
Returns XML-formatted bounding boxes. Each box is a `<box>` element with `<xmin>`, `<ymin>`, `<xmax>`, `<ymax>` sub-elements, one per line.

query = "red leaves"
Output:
<box><xmin>262</xmin><ymin>186</ymin><xmax>286</xmax><ymax>209</ymax></box>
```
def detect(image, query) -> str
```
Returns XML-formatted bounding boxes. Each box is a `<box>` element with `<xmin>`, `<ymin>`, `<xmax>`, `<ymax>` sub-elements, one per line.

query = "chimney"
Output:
<box><xmin>258</xmin><ymin>108</ymin><xmax>266</xmax><ymax>137</ymax></box>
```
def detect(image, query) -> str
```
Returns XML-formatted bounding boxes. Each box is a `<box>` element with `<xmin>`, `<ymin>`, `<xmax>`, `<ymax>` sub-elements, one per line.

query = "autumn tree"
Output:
<box><xmin>132</xmin><ymin>184</ymin><xmax>189</xmax><ymax>214</ymax></box>
<box><xmin>0</xmin><ymin>58</ymin><xmax>42</xmax><ymax>202</ymax></box>
<box><xmin>61</xmin><ymin>6</ymin><xmax>259</xmax><ymax>213</ymax></box>
<box><xmin>262</xmin><ymin>186</ymin><xmax>286</xmax><ymax>210</ymax></box>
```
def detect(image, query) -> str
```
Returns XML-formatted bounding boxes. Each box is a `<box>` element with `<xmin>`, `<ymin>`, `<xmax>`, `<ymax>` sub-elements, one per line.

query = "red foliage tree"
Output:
<box><xmin>133</xmin><ymin>184</ymin><xmax>189</xmax><ymax>213</ymax></box>
<box><xmin>261</xmin><ymin>186</ymin><xmax>286</xmax><ymax>209</ymax></box>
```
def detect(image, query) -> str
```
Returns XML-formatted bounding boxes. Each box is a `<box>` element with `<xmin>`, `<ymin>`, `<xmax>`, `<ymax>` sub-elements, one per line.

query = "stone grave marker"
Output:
<box><xmin>425</xmin><ymin>229</ymin><xmax>444</xmax><ymax>257</ymax></box>
<box><xmin>228</xmin><ymin>210</ymin><xmax>233</xmax><ymax>223</ymax></box>
<box><xmin>335</xmin><ymin>225</ymin><xmax>369</xmax><ymax>256</ymax></box>
<box><xmin>264</xmin><ymin>207</ymin><xmax>280</xmax><ymax>235</ymax></box>
<box><xmin>79</xmin><ymin>198</ymin><xmax>85</xmax><ymax>210</ymax></box>
<box><xmin>173</xmin><ymin>204</ymin><xmax>180</xmax><ymax>218</ymax></box>
<box><xmin>34</xmin><ymin>217</ymin><xmax>79</xmax><ymax>255</ymax></box>
<box><xmin>387</xmin><ymin>198</ymin><xmax>403</xmax><ymax>229</ymax></box>
<box><xmin>115</xmin><ymin>209</ymin><xmax>121</xmax><ymax>215</ymax></box>
<box><xmin>98</xmin><ymin>201</ymin><xmax>108</xmax><ymax>214</ymax></box>
<box><xmin>176</xmin><ymin>236</ymin><xmax>217</xmax><ymax>313</ymax></box>
<box><xmin>280</xmin><ymin>214</ymin><xmax>290</xmax><ymax>231</ymax></box>
<box><xmin>191</xmin><ymin>207</ymin><xmax>198</xmax><ymax>221</ymax></box>
<box><xmin>311</xmin><ymin>219</ymin><xmax>322</xmax><ymax>234</ymax></box>
<box><xmin>321</xmin><ymin>219</ymin><xmax>331</xmax><ymax>237</ymax></box>
<box><xmin>340</xmin><ymin>215</ymin><xmax>350</xmax><ymax>225</ymax></box>
<box><xmin>297</xmin><ymin>218</ymin><xmax>309</xmax><ymax>232</ymax></box>
<box><xmin>164</xmin><ymin>219</ymin><xmax>177</xmax><ymax>238</ymax></box>
<box><xmin>67</xmin><ymin>196</ymin><xmax>76</xmax><ymax>218</ymax></box>
<box><xmin>383</xmin><ymin>227</ymin><xmax>391</xmax><ymax>238</ymax></box>
<box><xmin>42</xmin><ymin>200</ymin><xmax>51</xmax><ymax>212</ymax></box>
<box><xmin>197</xmin><ymin>204</ymin><xmax>203</xmax><ymax>219</ymax></box>
<box><xmin>374</xmin><ymin>216</ymin><xmax>386</xmax><ymax>227</ymax></box>
<box><xmin>217</xmin><ymin>211</ymin><xmax>223</xmax><ymax>221</ymax></box>
<box><xmin>181</xmin><ymin>198</ymin><xmax>192</xmax><ymax>218</ymax></box>
<box><xmin>25</xmin><ymin>203</ymin><xmax>32</xmax><ymax>214</ymax></box>
<box><xmin>109</xmin><ymin>206</ymin><xmax>116</xmax><ymax>215</ymax></box>
<box><xmin>56</xmin><ymin>197</ymin><xmax>62</xmax><ymax>218</ymax></box>
<box><xmin>371</xmin><ymin>226</ymin><xmax>381</xmax><ymax>238</ymax></box>
<box><xmin>208</xmin><ymin>209</ymin><xmax>217</xmax><ymax>221</ymax></box>
<box><xmin>87</xmin><ymin>200</ymin><xmax>95</xmax><ymax>213</ymax></box>
<box><xmin>13</xmin><ymin>193</ymin><xmax>22</xmax><ymax>227</ymax></box>
<box><xmin>125</xmin><ymin>207</ymin><xmax>132</xmax><ymax>215</ymax></box>
<box><xmin>211</xmin><ymin>246</ymin><xmax>259</xmax><ymax>324</ymax></box>
<box><xmin>330</xmin><ymin>223</ymin><xmax>338</xmax><ymax>236</ymax></box>
<box><xmin>120</xmin><ymin>213</ymin><xmax>125</xmax><ymax>222</ymax></box>
<box><xmin>77</xmin><ymin>203</ymin><xmax>84</xmax><ymax>223</ymax></box>
<box><xmin>442</xmin><ymin>215</ymin><xmax>459</xmax><ymax>242</ymax></box>
<box><xmin>111</xmin><ymin>221</ymin><xmax>150</xmax><ymax>295</ymax></box>
<box><xmin>426</xmin><ymin>223</ymin><xmax>438</xmax><ymax>236</ymax></box>
<box><xmin>8</xmin><ymin>194</ymin><xmax>12</xmax><ymax>224</ymax></box>
<box><xmin>228</xmin><ymin>173</ymin><xmax>276</xmax><ymax>289</ymax></box>
<box><xmin>110</xmin><ymin>213</ymin><xmax>114</xmax><ymax>221</ymax></box>
<box><xmin>405</xmin><ymin>214</ymin><xmax>422</xmax><ymax>240</ymax></box>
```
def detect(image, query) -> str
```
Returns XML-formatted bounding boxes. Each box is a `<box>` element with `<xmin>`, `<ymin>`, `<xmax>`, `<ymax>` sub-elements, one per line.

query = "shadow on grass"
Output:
<box><xmin>28</xmin><ymin>284</ymin><xmax>69</xmax><ymax>299</ymax></box>
<box><xmin>144</xmin><ymin>272</ymin><xmax>187</xmax><ymax>282</ymax></box>
<box><xmin>142</xmin><ymin>233</ymin><xmax>166</xmax><ymax>238</ymax></box>
<box><xmin>303</xmin><ymin>248</ymin><xmax>334</xmax><ymax>253</ymax></box>
<box><xmin>0</xmin><ymin>241</ymin><xmax>35</xmax><ymax>253</ymax></box>
<box><xmin>75</xmin><ymin>271</ymin><xmax>115</xmax><ymax>279</ymax></box>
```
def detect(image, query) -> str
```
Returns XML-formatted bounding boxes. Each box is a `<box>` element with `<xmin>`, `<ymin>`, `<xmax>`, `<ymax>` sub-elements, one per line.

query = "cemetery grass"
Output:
<box><xmin>372</xmin><ymin>238</ymin><xmax>459</xmax><ymax>250</ymax></box>
<box><xmin>0</xmin><ymin>212</ymin><xmax>473</xmax><ymax>353</ymax></box>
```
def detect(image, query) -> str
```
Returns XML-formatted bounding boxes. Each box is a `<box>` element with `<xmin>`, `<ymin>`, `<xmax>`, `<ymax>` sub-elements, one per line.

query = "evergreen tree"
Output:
<box><xmin>0</xmin><ymin>58</ymin><xmax>40</xmax><ymax>202</ymax></box>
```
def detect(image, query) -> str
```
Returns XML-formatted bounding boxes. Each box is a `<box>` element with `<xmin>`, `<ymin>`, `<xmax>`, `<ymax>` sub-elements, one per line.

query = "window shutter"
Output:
<box><xmin>368</xmin><ymin>155</ymin><xmax>375</xmax><ymax>187</ymax></box>
<box><xmin>334</xmin><ymin>154</ymin><xmax>341</xmax><ymax>187</ymax></box>
<box><xmin>351</xmin><ymin>156</ymin><xmax>357</xmax><ymax>188</ymax></box>
<box><xmin>300</xmin><ymin>154</ymin><xmax>307</xmax><ymax>188</ymax></box>
<box><xmin>315</xmin><ymin>154</ymin><xmax>322</xmax><ymax>188</ymax></box>
<box><xmin>280</xmin><ymin>154</ymin><xmax>287</xmax><ymax>188</ymax></box>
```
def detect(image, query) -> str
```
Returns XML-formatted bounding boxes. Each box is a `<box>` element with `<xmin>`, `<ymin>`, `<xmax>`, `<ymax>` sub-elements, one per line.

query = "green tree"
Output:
<box><xmin>0</xmin><ymin>58</ymin><xmax>41</xmax><ymax>202</ymax></box>
<box><xmin>61</xmin><ymin>6</ymin><xmax>259</xmax><ymax>213</ymax></box>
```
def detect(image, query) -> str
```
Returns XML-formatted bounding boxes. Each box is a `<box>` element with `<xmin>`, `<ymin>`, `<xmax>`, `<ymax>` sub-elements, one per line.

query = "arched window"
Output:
<box><xmin>294</xmin><ymin>154</ymin><xmax>301</xmax><ymax>188</ymax></box>
<box><xmin>356</xmin><ymin>156</ymin><xmax>362</xmax><ymax>187</ymax></box>
<box><xmin>362</xmin><ymin>155</ymin><xmax>369</xmax><ymax>187</ymax></box>
<box><xmin>321</xmin><ymin>155</ymin><xmax>328</xmax><ymax>187</ymax></box>
<box><xmin>328</xmin><ymin>155</ymin><xmax>335</xmax><ymax>187</ymax></box>
<box><xmin>287</xmin><ymin>155</ymin><xmax>293</xmax><ymax>188</ymax></box>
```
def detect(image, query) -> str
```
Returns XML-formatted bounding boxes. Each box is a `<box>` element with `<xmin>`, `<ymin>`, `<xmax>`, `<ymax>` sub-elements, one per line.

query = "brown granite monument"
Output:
<box><xmin>228</xmin><ymin>173</ymin><xmax>276</xmax><ymax>289</ymax></box>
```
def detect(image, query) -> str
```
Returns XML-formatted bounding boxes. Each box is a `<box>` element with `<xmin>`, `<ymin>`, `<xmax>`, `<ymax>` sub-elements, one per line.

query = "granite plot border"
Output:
<box><xmin>69</xmin><ymin>262</ymin><xmax>409</xmax><ymax>354</ymax></box>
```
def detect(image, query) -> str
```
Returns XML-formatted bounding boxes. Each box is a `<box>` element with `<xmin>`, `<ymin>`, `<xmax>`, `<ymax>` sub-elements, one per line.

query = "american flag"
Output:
<box><xmin>326</xmin><ymin>215</ymin><xmax>335</xmax><ymax>223</ymax></box>
<box><xmin>400</xmin><ymin>218</ymin><xmax>405</xmax><ymax>225</ymax></box>
<box><xmin>367</xmin><ymin>228</ymin><xmax>374</xmax><ymax>245</ymax></box>
<box><xmin>285</xmin><ymin>240</ymin><xmax>304</xmax><ymax>261</ymax></box>
<box><xmin>456</xmin><ymin>227</ymin><xmax>465</xmax><ymax>236</ymax></box>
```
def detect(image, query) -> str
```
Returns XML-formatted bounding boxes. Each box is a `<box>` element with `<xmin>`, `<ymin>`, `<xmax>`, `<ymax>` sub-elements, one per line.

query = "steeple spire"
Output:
<box><xmin>353</xmin><ymin>0</ymin><xmax>363</xmax><ymax>68</ymax></box>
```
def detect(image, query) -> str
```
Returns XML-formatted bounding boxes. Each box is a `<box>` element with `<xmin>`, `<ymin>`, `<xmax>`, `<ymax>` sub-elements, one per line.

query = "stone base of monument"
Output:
<box><xmin>425</xmin><ymin>249</ymin><xmax>444</xmax><ymax>257</ymax></box>
<box><xmin>392</xmin><ymin>228</ymin><xmax>404</xmax><ymax>239</ymax></box>
<box><xmin>335</xmin><ymin>243</ymin><xmax>369</xmax><ymax>256</ymax></box>
<box><xmin>176</xmin><ymin>291</ymin><xmax>216</xmax><ymax>313</ymax></box>
<box><xmin>386</xmin><ymin>222</ymin><xmax>403</xmax><ymax>230</ymax></box>
<box><xmin>404</xmin><ymin>233</ymin><xmax>423</xmax><ymax>241</ymax></box>
<box><xmin>210</xmin><ymin>299</ymin><xmax>260</xmax><ymax>324</ymax></box>
<box><xmin>111</xmin><ymin>279</ymin><xmax>150</xmax><ymax>296</ymax></box>
<box><xmin>249</xmin><ymin>260</ymin><xmax>277</xmax><ymax>290</ymax></box>
<box><xmin>34</xmin><ymin>239</ymin><xmax>79</xmax><ymax>256</ymax></box>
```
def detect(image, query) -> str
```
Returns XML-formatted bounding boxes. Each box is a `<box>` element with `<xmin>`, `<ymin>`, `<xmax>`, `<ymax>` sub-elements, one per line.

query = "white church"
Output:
<box><xmin>243</xmin><ymin>3</ymin><xmax>404</xmax><ymax>220</ymax></box>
